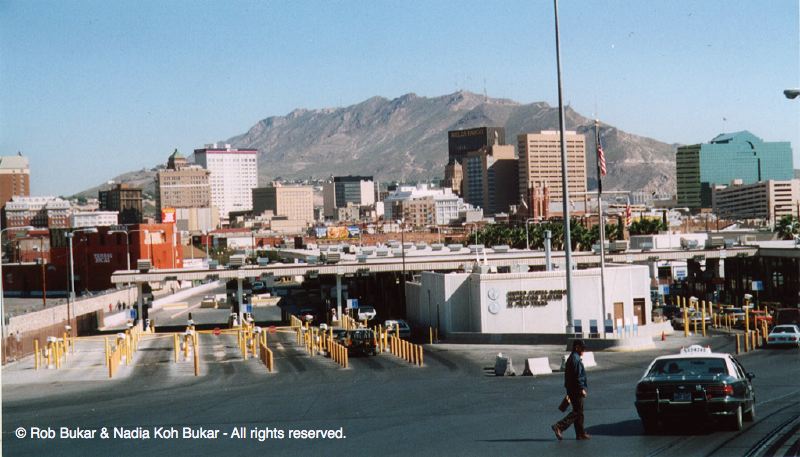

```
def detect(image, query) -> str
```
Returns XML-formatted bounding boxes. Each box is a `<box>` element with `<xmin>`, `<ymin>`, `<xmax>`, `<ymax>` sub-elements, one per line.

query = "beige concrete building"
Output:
<box><xmin>443</xmin><ymin>161</ymin><xmax>463</xmax><ymax>196</ymax></box>
<box><xmin>0</xmin><ymin>154</ymin><xmax>30</xmax><ymax>211</ymax></box>
<box><xmin>252</xmin><ymin>184</ymin><xmax>314</xmax><ymax>224</ymax></box>
<box><xmin>461</xmin><ymin>144</ymin><xmax>518</xmax><ymax>215</ymax></box>
<box><xmin>155</xmin><ymin>149</ymin><xmax>218</xmax><ymax>231</ymax></box>
<box><xmin>518</xmin><ymin>130</ymin><xmax>586</xmax><ymax>203</ymax></box>
<box><xmin>712</xmin><ymin>179</ymin><xmax>800</xmax><ymax>223</ymax></box>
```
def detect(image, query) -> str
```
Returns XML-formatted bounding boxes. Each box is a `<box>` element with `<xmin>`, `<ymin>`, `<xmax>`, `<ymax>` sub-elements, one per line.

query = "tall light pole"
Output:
<box><xmin>398</xmin><ymin>219</ymin><xmax>406</xmax><ymax>317</ymax></box>
<box><xmin>0</xmin><ymin>226</ymin><xmax>34</xmax><ymax>357</ymax></box>
<box><xmin>525</xmin><ymin>218</ymin><xmax>537</xmax><ymax>250</ymax></box>
<box><xmin>553</xmin><ymin>0</ymin><xmax>575</xmax><ymax>334</ymax></box>
<box><xmin>66</xmin><ymin>227</ymin><xmax>98</xmax><ymax>332</ymax></box>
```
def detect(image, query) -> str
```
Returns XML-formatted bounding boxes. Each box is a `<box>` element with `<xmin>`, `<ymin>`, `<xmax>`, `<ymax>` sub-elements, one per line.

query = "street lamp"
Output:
<box><xmin>398</xmin><ymin>219</ymin><xmax>406</xmax><ymax>317</ymax></box>
<box><xmin>525</xmin><ymin>218</ymin><xmax>537</xmax><ymax>250</ymax></box>
<box><xmin>66</xmin><ymin>227</ymin><xmax>98</xmax><ymax>329</ymax></box>
<box><xmin>0</xmin><ymin>226</ymin><xmax>34</xmax><ymax>355</ymax></box>
<box><xmin>784</xmin><ymin>89</ymin><xmax>800</xmax><ymax>99</ymax></box>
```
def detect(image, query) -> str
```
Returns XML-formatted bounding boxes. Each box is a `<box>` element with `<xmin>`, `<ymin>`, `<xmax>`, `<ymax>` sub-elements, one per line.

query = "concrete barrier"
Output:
<box><xmin>161</xmin><ymin>302</ymin><xmax>188</xmax><ymax>311</ymax></box>
<box><xmin>560</xmin><ymin>352</ymin><xmax>597</xmax><ymax>371</ymax></box>
<box><xmin>523</xmin><ymin>357</ymin><xmax>552</xmax><ymax>376</ymax></box>
<box><xmin>151</xmin><ymin>280</ymin><xmax>223</xmax><ymax>310</ymax></box>
<box><xmin>494</xmin><ymin>353</ymin><xmax>516</xmax><ymax>376</ymax></box>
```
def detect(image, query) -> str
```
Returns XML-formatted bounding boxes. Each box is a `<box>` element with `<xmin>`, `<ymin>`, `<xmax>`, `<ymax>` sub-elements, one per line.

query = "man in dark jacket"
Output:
<box><xmin>552</xmin><ymin>339</ymin><xmax>591</xmax><ymax>440</ymax></box>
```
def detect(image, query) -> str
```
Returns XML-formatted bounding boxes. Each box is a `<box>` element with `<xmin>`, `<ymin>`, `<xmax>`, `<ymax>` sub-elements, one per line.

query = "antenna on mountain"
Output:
<box><xmin>483</xmin><ymin>78</ymin><xmax>487</xmax><ymax>102</ymax></box>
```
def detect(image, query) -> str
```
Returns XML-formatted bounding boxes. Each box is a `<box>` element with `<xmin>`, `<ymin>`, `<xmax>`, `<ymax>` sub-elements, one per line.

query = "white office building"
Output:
<box><xmin>194</xmin><ymin>143</ymin><xmax>258</xmax><ymax>221</ymax></box>
<box><xmin>70</xmin><ymin>211</ymin><xmax>119</xmax><ymax>228</ymax></box>
<box><xmin>383</xmin><ymin>184</ymin><xmax>473</xmax><ymax>225</ymax></box>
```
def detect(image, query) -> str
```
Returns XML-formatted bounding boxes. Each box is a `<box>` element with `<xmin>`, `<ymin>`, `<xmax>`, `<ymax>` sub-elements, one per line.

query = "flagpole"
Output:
<box><xmin>595</xmin><ymin>119</ymin><xmax>609</xmax><ymax>338</ymax></box>
<box><xmin>554</xmin><ymin>0</ymin><xmax>575</xmax><ymax>336</ymax></box>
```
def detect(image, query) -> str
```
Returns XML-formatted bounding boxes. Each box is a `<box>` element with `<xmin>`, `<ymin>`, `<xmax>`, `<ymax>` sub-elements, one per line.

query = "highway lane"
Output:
<box><xmin>3</xmin><ymin>332</ymin><xmax>798</xmax><ymax>457</ymax></box>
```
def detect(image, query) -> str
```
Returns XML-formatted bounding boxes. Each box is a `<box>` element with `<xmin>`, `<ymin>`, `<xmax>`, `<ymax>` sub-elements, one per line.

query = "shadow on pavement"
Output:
<box><xmin>587</xmin><ymin>419</ymin><xmax>717</xmax><ymax>437</ymax></box>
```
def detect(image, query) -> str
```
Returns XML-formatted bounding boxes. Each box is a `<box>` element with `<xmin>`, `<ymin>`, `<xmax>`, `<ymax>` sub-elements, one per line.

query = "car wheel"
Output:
<box><xmin>641</xmin><ymin>418</ymin><xmax>658</xmax><ymax>434</ymax></box>
<box><xmin>743</xmin><ymin>401</ymin><xmax>756</xmax><ymax>422</ymax></box>
<box><xmin>728</xmin><ymin>405</ymin><xmax>743</xmax><ymax>431</ymax></box>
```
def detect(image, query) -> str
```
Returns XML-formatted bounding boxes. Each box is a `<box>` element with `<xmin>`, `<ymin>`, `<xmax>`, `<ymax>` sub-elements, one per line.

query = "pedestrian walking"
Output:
<box><xmin>14</xmin><ymin>330</ymin><xmax>22</xmax><ymax>360</ymax></box>
<box><xmin>552</xmin><ymin>339</ymin><xmax>591</xmax><ymax>440</ymax></box>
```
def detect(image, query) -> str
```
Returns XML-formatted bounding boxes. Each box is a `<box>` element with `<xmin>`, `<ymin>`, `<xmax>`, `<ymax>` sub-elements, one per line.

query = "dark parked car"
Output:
<box><xmin>635</xmin><ymin>345</ymin><xmax>756</xmax><ymax>432</ymax></box>
<box><xmin>384</xmin><ymin>319</ymin><xmax>411</xmax><ymax>339</ymax></box>
<box><xmin>343</xmin><ymin>329</ymin><xmax>377</xmax><ymax>356</ymax></box>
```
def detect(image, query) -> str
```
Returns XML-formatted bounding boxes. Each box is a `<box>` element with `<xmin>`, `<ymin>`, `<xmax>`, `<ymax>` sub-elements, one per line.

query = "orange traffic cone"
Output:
<box><xmin>661</xmin><ymin>331</ymin><xmax>665</xmax><ymax>341</ymax></box>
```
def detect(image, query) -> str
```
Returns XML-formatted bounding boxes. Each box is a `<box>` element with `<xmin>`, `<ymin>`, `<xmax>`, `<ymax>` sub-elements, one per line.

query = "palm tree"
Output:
<box><xmin>775</xmin><ymin>215</ymin><xmax>799</xmax><ymax>240</ymax></box>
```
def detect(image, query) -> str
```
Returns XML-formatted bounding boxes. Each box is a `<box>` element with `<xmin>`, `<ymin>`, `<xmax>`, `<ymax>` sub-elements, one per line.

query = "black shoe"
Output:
<box><xmin>551</xmin><ymin>425</ymin><xmax>563</xmax><ymax>441</ymax></box>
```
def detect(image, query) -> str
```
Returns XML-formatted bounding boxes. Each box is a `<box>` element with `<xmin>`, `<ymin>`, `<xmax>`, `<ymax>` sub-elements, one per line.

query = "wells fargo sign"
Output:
<box><xmin>506</xmin><ymin>289</ymin><xmax>566</xmax><ymax>307</ymax></box>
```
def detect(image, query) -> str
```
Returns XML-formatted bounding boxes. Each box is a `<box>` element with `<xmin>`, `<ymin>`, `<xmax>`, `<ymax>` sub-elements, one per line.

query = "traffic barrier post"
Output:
<box><xmin>751</xmin><ymin>330</ymin><xmax>757</xmax><ymax>350</ymax></box>
<box><xmin>193</xmin><ymin>337</ymin><xmax>199</xmax><ymax>376</ymax></box>
<box><xmin>735</xmin><ymin>334</ymin><xmax>741</xmax><ymax>354</ymax></box>
<box><xmin>701</xmin><ymin>307</ymin><xmax>707</xmax><ymax>337</ymax></box>
<box><xmin>683</xmin><ymin>307</ymin><xmax>690</xmax><ymax>337</ymax></box>
<box><xmin>744</xmin><ymin>331</ymin><xmax>750</xmax><ymax>352</ymax></box>
<box><xmin>34</xmin><ymin>339</ymin><xmax>40</xmax><ymax>370</ymax></box>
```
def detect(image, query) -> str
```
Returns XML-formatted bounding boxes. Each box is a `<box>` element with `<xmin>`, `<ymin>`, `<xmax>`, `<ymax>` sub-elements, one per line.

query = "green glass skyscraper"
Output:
<box><xmin>676</xmin><ymin>131</ymin><xmax>793</xmax><ymax>209</ymax></box>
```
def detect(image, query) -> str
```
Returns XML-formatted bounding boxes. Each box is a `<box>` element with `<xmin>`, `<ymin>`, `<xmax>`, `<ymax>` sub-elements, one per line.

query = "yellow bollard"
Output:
<box><xmin>684</xmin><ymin>306</ymin><xmax>689</xmax><ymax>336</ymax></box>
<box><xmin>744</xmin><ymin>331</ymin><xmax>750</xmax><ymax>352</ymax></box>
<box><xmin>104</xmin><ymin>337</ymin><xmax>109</xmax><ymax>366</ymax></box>
<box><xmin>751</xmin><ymin>330</ymin><xmax>757</xmax><ymax>350</ymax></box>
<box><xmin>34</xmin><ymin>339</ymin><xmax>40</xmax><ymax>370</ymax></box>
<box><xmin>419</xmin><ymin>345</ymin><xmax>424</xmax><ymax>366</ymax></box>
<box><xmin>736</xmin><ymin>334</ymin><xmax>740</xmax><ymax>354</ymax></box>
<box><xmin>745</xmin><ymin>307</ymin><xmax>750</xmax><ymax>334</ymax></box>
<box><xmin>430</xmin><ymin>327</ymin><xmax>433</xmax><ymax>345</ymax></box>
<box><xmin>193</xmin><ymin>340</ymin><xmax>199</xmax><ymax>376</ymax></box>
<box><xmin>701</xmin><ymin>306</ymin><xmax>707</xmax><ymax>337</ymax></box>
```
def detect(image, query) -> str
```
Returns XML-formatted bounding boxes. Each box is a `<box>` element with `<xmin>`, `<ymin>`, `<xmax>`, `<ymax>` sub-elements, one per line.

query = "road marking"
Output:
<box><xmin>170</xmin><ymin>303</ymin><xmax>202</xmax><ymax>320</ymax></box>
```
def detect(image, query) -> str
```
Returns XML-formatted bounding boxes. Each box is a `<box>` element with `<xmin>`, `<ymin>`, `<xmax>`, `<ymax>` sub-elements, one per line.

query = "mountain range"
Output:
<box><xmin>78</xmin><ymin>91</ymin><xmax>678</xmax><ymax>199</ymax></box>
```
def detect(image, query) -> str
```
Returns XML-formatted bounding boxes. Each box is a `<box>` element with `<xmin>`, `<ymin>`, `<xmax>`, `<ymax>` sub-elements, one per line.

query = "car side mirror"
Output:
<box><xmin>746</xmin><ymin>372</ymin><xmax>755</xmax><ymax>380</ymax></box>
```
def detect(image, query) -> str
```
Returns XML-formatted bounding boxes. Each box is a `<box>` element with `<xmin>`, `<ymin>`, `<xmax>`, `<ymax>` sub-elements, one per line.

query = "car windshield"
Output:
<box><xmin>772</xmin><ymin>326</ymin><xmax>798</xmax><ymax>333</ymax></box>
<box><xmin>647</xmin><ymin>358</ymin><xmax>729</xmax><ymax>378</ymax></box>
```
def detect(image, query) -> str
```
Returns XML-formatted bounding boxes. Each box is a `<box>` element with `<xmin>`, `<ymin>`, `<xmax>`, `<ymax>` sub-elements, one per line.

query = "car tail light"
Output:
<box><xmin>636</xmin><ymin>384</ymin><xmax>657</xmax><ymax>399</ymax></box>
<box><xmin>769</xmin><ymin>337</ymin><xmax>776</xmax><ymax>342</ymax></box>
<box><xmin>705</xmin><ymin>385</ymin><xmax>734</xmax><ymax>399</ymax></box>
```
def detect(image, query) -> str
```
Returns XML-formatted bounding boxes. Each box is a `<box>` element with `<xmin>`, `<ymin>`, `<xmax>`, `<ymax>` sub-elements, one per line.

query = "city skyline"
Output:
<box><xmin>1</xmin><ymin>0</ymin><xmax>798</xmax><ymax>196</ymax></box>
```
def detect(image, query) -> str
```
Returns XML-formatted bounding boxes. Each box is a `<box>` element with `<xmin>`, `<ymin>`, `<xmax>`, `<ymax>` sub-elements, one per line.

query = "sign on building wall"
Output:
<box><xmin>347</xmin><ymin>226</ymin><xmax>360</xmax><ymax>238</ymax></box>
<box><xmin>161</xmin><ymin>207</ymin><xmax>176</xmax><ymax>224</ymax></box>
<box><xmin>506</xmin><ymin>289</ymin><xmax>566</xmax><ymax>307</ymax></box>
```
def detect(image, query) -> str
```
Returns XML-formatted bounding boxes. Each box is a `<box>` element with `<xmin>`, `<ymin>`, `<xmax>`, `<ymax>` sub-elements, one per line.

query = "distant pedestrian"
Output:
<box><xmin>108</xmin><ymin>303</ymin><xmax>112</xmax><ymax>313</ymax></box>
<box><xmin>552</xmin><ymin>339</ymin><xmax>591</xmax><ymax>441</ymax></box>
<box><xmin>14</xmin><ymin>330</ymin><xmax>22</xmax><ymax>358</ymax></box>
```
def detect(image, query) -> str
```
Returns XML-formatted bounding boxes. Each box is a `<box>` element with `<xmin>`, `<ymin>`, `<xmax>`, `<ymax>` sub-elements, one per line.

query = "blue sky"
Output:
<box><xmin>1</xmin><ymin>0</ymin><xmax>798</xmax><ymax>195</ymax></box>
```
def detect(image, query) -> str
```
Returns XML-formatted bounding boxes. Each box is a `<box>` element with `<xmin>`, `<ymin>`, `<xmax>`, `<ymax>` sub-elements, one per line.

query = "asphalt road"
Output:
<box><xmin>3</xmin><ymin>331</ymin><xmax>799</xmax><ymax>457</ymax></box>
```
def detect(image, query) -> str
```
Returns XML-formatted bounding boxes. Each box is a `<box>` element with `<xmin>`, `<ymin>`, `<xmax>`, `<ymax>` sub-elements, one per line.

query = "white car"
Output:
<box><xmin>356</xmin><ymin>306</ymin><xmax>376</xmax><ymax>322</ymax></box>
<box><xmin>766</xmin><ymin>324</ymin><xmax>800</xmax><ymax>348</ymax></box>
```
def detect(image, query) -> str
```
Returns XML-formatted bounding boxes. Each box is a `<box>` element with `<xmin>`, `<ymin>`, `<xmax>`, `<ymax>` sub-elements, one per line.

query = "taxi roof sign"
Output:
<box><xmin>680</xmin><ymin>345</ymin><xmax>712</xmax><ymax>355</ymax></box>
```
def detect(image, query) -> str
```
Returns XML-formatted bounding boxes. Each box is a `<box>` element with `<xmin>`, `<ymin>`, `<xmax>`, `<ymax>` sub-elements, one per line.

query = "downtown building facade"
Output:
<box><xmin>461</xmin><ymin>144</ymin><xmax>518</xmax><ymax>215</ymax></box>
<box><xmin>518</xmin><ymin>130</ymin><xmax>586</xmax><ymax>204</ymax></box>
<box><xmin>322</xmin><ymin>176</ymin><xmax>375</xmax><ymax>219</ymax></box>
<box><xmin>676</xmin><ymin>131</ymin><xmax>793</xmax><ymax>210</ymax></box>
<box><xmin>156</xmin><ymin>149</ymin><xmax>218</xmax><ymax>231</ymax></box>
<box><xmin>252</xmin><ymin>184</ymin><xmax>314</xmax><ymax>224</ymax></box>
<box><xmin>383</xmin><ymin>185</ymin><xmax>474</xmax><ymax>227</ymax></box>
<box><xmin>712</xmin><ymin>179</ymin><xmax>800</xmax><ymax>223</ymax></box>
<box><xmin>448</xmin><ymin>127</ymin><xmax>506</xmax><ymax>165</ymax></box>
<box><xmin>99</xmin><ymin>184</ymin><xmax>143</xmax><ymax>225</ymax></box>
<box><xmin>4</xmin><ymin>196</ymin><xmax>70</xmax><ymax>229</ymax></box>
<box><xmin>0</xmin><ymin>154</ymin><xmax>30</xmax><ymax>212</ymax></box>
<box><xmin>194</xmin><ymin>143</ymin><xmax>258</xmax><ymax>222</ymax></box>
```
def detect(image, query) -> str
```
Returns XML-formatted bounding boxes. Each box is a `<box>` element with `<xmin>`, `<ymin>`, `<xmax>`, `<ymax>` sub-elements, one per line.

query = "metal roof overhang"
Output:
<box><xmin>110</xmin><ymin>247</ymin><xmax>757</xmax><ymax>284</ymax></box>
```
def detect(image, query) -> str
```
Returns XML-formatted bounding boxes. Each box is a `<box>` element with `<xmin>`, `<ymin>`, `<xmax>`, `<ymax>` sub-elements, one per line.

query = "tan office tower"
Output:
<box><xmin>461</xmin><ymin>145</ymin><xmax>518</xmax><ymax>215</ymax></box>
<box><xmin>155</xmin><ymin>149</ymin><xmax>218</xmax><ymax>231</ymax></box>
<box><xmin>252</xmin><ymin>184</ymin><xmax>314</xmax><ymax>224</ymax></box>
<box><xmin>518</xmin><ymin>130</ymin><xmax>586</xmax><ymax>203</ymax></box>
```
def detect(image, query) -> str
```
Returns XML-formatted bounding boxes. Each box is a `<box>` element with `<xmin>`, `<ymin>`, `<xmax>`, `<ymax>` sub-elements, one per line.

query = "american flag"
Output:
<box><xmin>597</xmin><ymin>138</ymin><xmax>607</xmax><ymax>177</ymax></box>
<box><xmin>625</xmin><ymin>203</ymin><xmax>632</xmax><ymax>226</ymax></box>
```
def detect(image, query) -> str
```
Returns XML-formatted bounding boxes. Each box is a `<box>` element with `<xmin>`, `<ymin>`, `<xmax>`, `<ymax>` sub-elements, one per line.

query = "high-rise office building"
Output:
<box><xmin>252</xmin><ymin>184</ymin><xmax>314</xmax><ymax>224</ymax></box>
<box><xmin>447</xmin><ymin>127</ymin><xmax>505</xmax><ymax>165</ymax></box>
<box><xmin>99</xmin><ymin>184</ymin><xmax>143</xmax><ymax>224</ymax></box>
<box><xmin>518</xmin><ymin>130</ymin><xmax>586</xmax><ymax>203</ymax></box>
<box><xmin>194</xmin><ymin>143</ymin><xmax>258</xmax><ymax>221</ymax></box>
<box><xmin>677</xmin><ymin>131</ymin><xmax>793</xmax><ymax>209</ymax></box>
<box><xmin>322</xmin><ymin>176</ymin><xmax>375</xmax><ymax>219</ymax></box>
<box><xmin>0</xmin><ymin>154</ymin><xmax>30</xmax><ymax>211</ymax></box>
<box><xmin>461</xmin><ymin>145</ymin><xmax>518</xmax><ymax>214</ymax></box>
<box><xmin>712</xmin><ymin>179</ymin><xmax>799</xmax><ymax>222</ymax></box>
<box><xmin>156</xmin><ymin>149</ymin><xmax>217</xmax><ymax>231</ymax></box>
